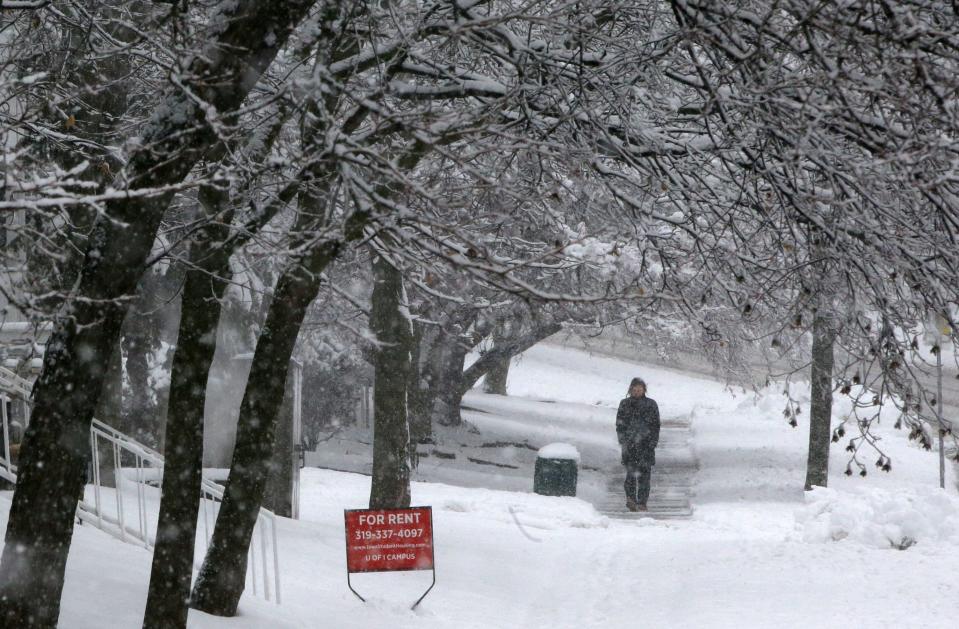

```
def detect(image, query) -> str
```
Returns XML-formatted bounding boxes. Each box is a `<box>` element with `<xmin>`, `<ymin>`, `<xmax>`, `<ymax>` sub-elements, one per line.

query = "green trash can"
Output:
<box><xmin>533</xmin><ymin>443</ymin><xmax>580</xmax><ymax>497</ymax></box>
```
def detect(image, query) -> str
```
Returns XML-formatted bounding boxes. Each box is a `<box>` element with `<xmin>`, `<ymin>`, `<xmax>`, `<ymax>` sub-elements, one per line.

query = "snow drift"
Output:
<box><xmin>797</xmin><ymin>486</ymin><xmax>959</xmax><ymax>549</ymax></box>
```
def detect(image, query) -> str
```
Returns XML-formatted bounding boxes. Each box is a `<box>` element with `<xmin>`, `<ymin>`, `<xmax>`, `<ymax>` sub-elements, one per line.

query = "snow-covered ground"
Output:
<box><xmin>1</xmin><ymin>343</ymin><xmax>957</xmax><ymax>628</ymax></box>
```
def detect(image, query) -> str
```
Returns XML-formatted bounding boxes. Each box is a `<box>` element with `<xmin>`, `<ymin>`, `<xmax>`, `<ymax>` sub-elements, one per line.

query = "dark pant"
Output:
<box><xmin>624</xmin><ymin>465</ymin><xmax>652</xmax><ymax>505</ymax></box>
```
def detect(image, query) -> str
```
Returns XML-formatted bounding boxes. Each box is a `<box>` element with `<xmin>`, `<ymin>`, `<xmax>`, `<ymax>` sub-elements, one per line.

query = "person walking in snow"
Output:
<box><xmin>616</xmin><ymin>377</ymin><xmax>660</xmax><ymax>512</ymax></box>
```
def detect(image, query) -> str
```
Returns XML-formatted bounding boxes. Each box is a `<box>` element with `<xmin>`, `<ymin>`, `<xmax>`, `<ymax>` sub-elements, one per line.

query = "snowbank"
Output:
<box><xmin>797</xmin><ymin>486</ymin><xmax>959</xmax><ymax>549</ymax></box>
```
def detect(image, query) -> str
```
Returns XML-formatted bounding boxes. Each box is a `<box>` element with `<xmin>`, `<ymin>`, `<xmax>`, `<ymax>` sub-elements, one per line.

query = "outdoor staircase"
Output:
<box><xmin>0</xmin><ymin>365</ymin><xmax>282</xmax><ymax>603</ymax></box>
<box><xmin>595</xmin><ymin>416</ymin><xmax>697</xmax><ymax>520</ymax></box>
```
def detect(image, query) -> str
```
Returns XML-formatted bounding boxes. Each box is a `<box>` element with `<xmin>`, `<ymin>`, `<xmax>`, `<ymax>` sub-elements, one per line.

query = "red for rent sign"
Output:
<box><xmin>344</xmin><ymin>506</ymin><xmax>434</xmax><ymax>573</ymax></box>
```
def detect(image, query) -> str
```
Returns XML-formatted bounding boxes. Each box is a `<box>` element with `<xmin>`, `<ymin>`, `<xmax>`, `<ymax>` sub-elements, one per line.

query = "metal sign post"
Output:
<box><xmin>344</xmin><ymin>506</ymin><xmax>436</xmax><ymax>609</ymax></box>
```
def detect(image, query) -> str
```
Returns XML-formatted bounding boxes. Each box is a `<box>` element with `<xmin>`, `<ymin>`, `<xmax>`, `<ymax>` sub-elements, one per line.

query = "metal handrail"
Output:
<box><xmin>1</xmin><ymin>392</ymin><xmax>13</xmax><ymax>479</ymax></box>
<box><xmin>0</xmin><ymin>367</ymin><xmax>281</xmax><ymax>603</ymax></box>
<box><xmin>0</xmin><ymin>366</ymin><xmax>32</xmax><ymax>398</ymax></box>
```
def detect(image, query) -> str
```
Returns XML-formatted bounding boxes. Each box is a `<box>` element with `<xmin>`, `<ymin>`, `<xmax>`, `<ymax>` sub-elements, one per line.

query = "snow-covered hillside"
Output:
<box><xmin>2</xmin><ymin>343</ymin><xmax>956</xmax><ymax>628</ymax></box>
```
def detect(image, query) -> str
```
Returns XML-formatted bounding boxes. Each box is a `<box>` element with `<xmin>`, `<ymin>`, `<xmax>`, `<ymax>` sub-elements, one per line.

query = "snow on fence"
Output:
<box><xmin>0</xmin><ymin>365</ymin><xmax>281</xmax><ymax>603</ymax></box>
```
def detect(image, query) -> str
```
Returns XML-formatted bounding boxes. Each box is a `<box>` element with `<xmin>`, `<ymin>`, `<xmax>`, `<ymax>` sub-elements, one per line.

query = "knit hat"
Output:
<box><xmin>630</xmin><ymin>377</ymin><xmax>646</xmax><ymax>389</ymax></box>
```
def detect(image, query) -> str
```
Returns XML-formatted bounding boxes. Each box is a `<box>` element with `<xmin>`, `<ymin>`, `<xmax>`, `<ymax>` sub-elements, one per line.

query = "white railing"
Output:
<box><xmin>0</xmin><ymin>365</ymin><xmax>281</xmax><ymax>603</ymax></box>
<box><xmin>0</xmin><ymin>366</ymin><xmax>31</xmax><ymax>398</ymax></box>
<box><xmin>0</xmin><ymin>390</ymin><xmax>18</xmax><ymax>484</ymax></box>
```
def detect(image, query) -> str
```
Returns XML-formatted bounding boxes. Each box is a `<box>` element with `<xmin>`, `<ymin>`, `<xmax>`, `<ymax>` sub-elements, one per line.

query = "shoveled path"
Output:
<box><xmin>594</xmin><ymin>416</ymin><xmax>697</xmax><ymax>520</ymax></box>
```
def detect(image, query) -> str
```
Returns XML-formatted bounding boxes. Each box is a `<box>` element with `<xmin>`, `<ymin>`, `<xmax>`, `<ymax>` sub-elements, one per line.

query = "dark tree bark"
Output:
<box><xmin>262</xmin><ymin>364</ymin><xmax>299</xmax><ymax>518</ymax></box>
<box><xmin>189</xmin><ymin>237</ymin><xmax>342</xmax><ymax>617</ymax></box>
<box><xmin>96</xmin><ymin>337</ymin><xmax>124</xmax><ymax>429</ymax></box>
<box><xmin>482</xmin><ymin>327</ymin><xmax>511</xmax><ymax>395</ymax></box>
<box><xmin>93</xmin><ymin>341</ymin><xmax>124</xmax><ymax>489</ymax></box>
<box><xmin>142</xmin><ymin>195</ymin><xmax>232</xmax><ymax>629</ymax></box>
<box><xmin>187</xmin><ymin>137</ymin><xmax>347</xmax><ymax>617</ymax></box>
<box><xmin>119</xmin><ymin>260</ymin><xmax>187</xmax><ymax>452</ymax></box>
<box><xmin>409</xmin><ymin>322</ymin><xmax>466</xmax><ymax>434</ymax></box>
<box><xmin>407</xmin><ymin>322</ymin><xmax>431</xmax><ymax>447</ymax></box>
<box><xmin>434</xmin><ymin>342</ymin><xmax>469</xmax><ymax>427</ymax></box>
<box><xmin>804</xmin><ymin>309</ymin><xmax>836</xmax><ymax>491</ymax></box>
<box><xmin>483</xmin><ymin>359</ymin><xmax>510</xmax><ymax>395</ymax></box>
<box><xmin>368</xmin><ymin>253</ymin><xmax>413</xmax><ymax>509</ymax></box>
<box><xmin>121</xmin><ymin>295</ymin><xmax>161</xmax><ymax>448</ymax></box>
<box><xmin>0</xmin><ymin>3</ymin><xmax>316</xmax><ymax>625</ymax></box>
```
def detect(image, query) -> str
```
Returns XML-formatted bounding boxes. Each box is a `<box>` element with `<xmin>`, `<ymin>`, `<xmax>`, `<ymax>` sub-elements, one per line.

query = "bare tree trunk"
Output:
<box><xmin>407</xmin><ymin>323</ymin><xmax>433</xmax><ymax>447</ymax></box>
<box><xmin>121</xmin><ymin>293</ymin><xmax>161</xmax><ymax>448</ymax></box>
<box><xmin>435</xmin><ymin>344</ymin><xmax>468</xmax><ymax>427</ymax></box>
<box><xmin>462</xmin><ymin>322</ymin><xmax>561</xmax><ymax>394</ymax></box>
<box><xmin>93</xmin><ymin>340</ymin><xmax>124</xmax><ymax>489</ymax></box>
<box><xmin>433</xmin><ymin>320</ymin><xmax>560</xmax><ymax>427</ymax></box>
<box><xmin>804</xmin><ymin>309</ymin><xmax>836</xmax><ymax>491</ymax></box>
<box><xmin>482</xmin><ymin>327</ymin><xmax>511</xmax><ymax>395</ymax></box>
<box><xmin>0</xmin><ymin>304</ymin><xmax>131</xmax><ymax>626</ymax></box>
<box><xmin>0</xmin><ymin>3</ymin><xmax>316</xmax><ymax>624</ymax></box>
<box><xmin>369</xmin><ymin>254</ymin><xmax>413</xmax><ymax>509</ymax></box>
<box><xmin>189</xmin><ymin>239</ymin><xmax>342</xmax><ymax>617</ymax></box>
<box><xmin>143</xmin><ymin>207</ymin><xmax>232</xmax><ymax>629</ymax></box>
<box><xmin>262</xmin><ymin>366</ymin><xmax>299</xmax><ymax>518</ymax></box>
<box><xmin>122</xmin><ymin>261</ymin><xmax>186</xmax><ymax>453</ymax></box>
<box><xmin>483</xmin><ymin>360</ymin><xmax>510</xmax><ymax>394</ymax></box>
<box><xmin>409</xmin><ymin>325</ymin><xmax>448</xmax><ymax>443</ymax></box>
<box><xmin>97</xmin><ymin>339</ymin><xmax>124</xmax><ymax>429</ymax></box>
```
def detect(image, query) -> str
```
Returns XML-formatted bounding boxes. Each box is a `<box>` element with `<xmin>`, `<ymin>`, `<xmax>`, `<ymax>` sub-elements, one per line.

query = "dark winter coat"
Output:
<box><xmin>616</xmin><ymin>395</ymin><xmax>660</xmax><ymax>468</ymax></box>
